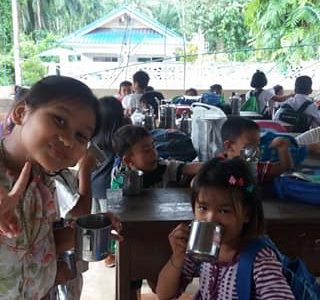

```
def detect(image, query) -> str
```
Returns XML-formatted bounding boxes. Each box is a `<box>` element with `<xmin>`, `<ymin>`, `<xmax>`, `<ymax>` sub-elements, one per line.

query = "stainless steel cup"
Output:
<box><xmin>75</xmin><ymin>214</ymin><xmax>111</xmax><ymax>262</ymax></box>
<box><xmin>186</xmin><ymin>220</ymin><xmax>223</xmax><ymax>262</ymax></box>
<box><xmin>123</xmin><ymin>170</ymin><xmax>144</xmax><ymax>196</ymax></box>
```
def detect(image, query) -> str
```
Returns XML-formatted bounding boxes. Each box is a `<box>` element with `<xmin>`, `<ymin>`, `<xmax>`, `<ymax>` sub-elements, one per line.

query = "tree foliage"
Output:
<box><xmin>0</xmin><ymin>0</ymin><xmax>13</xmax><ymax>53</ymax></box>
<box><xmin>244</xmin><ymin>0</ymin><xmax>320</xmax><ymax>69</ymax></box>
<box><xmin>2</xmin><ymin>0</ymin><xmax>320</xmax><ymax>85</ymax></box>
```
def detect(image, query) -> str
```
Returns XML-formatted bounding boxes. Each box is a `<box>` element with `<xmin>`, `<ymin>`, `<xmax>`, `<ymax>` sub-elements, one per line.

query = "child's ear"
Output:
<box><xmin>223</xmin><ymin>140</ymin><xmax>233</xmax><ymax>152</ymax></box>
<box><xmin>123</xmin><ymin>153</ymin><xmax>133</xmax><ymax>168</ymax></box>
<box><xmin>11</xmin><ymin>102</ymin><xmax>27</xmax><ymax>125</ymax></box>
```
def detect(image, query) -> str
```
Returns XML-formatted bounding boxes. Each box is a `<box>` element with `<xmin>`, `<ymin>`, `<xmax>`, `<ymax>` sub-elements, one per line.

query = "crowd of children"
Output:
<box><xmin>1</xmin><ymin>69</ymin><xmax>319</xmax><ymax>299</ymax></box>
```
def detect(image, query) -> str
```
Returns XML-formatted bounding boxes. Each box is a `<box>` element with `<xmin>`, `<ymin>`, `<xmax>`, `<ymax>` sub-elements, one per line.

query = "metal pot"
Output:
<box><xmin>159</xmin><ymin>104</ymin><xmax>176</xmax><ymax>129</ymax></box>
<box><xmin>75</xmin><ymin>214</ymin><xmax>111</xmax><ymax>262</ymax></box>
<box><xmin>186</xmin><ymin>220</ymin><xmax>223</xmax><ymax>262</ymax></box>
<box><xmin>123</xmin><ymin>169</ymin><xmax>144</xmax><ymax>196</ymax></box>
<box><xmin>177</xmin><ymin>113</ymin><xmax>192</xmax><ymax>135</ymax></box>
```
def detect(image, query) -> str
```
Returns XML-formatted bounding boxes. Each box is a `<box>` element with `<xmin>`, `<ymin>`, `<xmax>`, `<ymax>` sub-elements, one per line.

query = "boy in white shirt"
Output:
<box><xmin>274</xmin><ymin>75</ymin><xmax>320</xmax><ymax>127</ymax></box>
<box><xmin>122</xmin><ymin>70</ymin><xmax>150</xmax><ymax>116</ymax></box>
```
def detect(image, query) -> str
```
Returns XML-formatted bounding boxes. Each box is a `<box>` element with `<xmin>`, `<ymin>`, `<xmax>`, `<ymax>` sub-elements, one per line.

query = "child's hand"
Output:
<box><xmin>270</xmin><ymin>137</ymin><xmax>290</xmax><ymax>151</ymax></box>
<box><xmin>168</xmin><ymin>223</ymin><xmax>190</xmax><ymax>265</ymax></box>
<box><xmin>104</xmin><ymin>212</ymin><xmax>124</xmax><ymax>242</ymax></box>
<box><xmin>0</xmin><ymin>162</ymin><xmax>31</xmax><ymax>238</ymax></box>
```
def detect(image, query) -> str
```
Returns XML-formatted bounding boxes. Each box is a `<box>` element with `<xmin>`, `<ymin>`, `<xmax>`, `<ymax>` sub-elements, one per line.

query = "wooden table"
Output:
<box><xmin>109</xmin><ymin>188</ymin><xmax>320</xmax><ymax>300</ymax></box>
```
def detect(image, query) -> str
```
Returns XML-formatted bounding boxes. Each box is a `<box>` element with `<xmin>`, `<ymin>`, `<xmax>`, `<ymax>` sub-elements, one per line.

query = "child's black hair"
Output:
<box><xmin>93</xmin><ymin>96</ymin><xmax>125</xmax><ymax>152</ymax></box>
<box><xmin>185</xmin><ymin>88</ymin><xmax>198</xmax><ymax>96</ymax></box>
<box><xmin>191</xmin><ymin>157</ymin><xmax>264</xmax><ymax>241</ymax></box>
<box><xmin>119</xmin><ymin>80</ymin><xmax>132</xmax><ymax>91</ymax></box>
<box><xmin>27</xmin><ymin>76</ymin><xmax>101</xmax><ymax>136</ymax></box>
<box><xmin>294</xmin><ymin>75</ymin><xmax>312</xmax><ymax>95</ymax></box>
<box><xmin>273</xmin><ymin>84</ymin><xmax>283</xmax><ymax>96</ymax></box>
<box><xmin>133</xmin><ymin>71</ymin><xmax>150</xmax><ymax>90</ymax></box>
<box><xmin>210</xmin><ymin>84</ymin><xmax>222</xmax><ymax>95</ymax></box>
<box><xmin>221</xmin><ymin>116</ymin><xmax>260</xmax><ymax>142</ymax></box>
<box><xmin>250</xmin><ymin>70</ymin><xmax>267</xmax><ymax>89</ymax></box>
<box><xmin>112</xmin><ymin>125</ymin><xmax>150</xmax><ymax>157</ymax></box>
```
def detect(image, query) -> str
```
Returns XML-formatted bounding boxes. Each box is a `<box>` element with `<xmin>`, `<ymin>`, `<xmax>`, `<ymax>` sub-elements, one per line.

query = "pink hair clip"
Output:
<box><xmin>228</xmin><ymin>175</ymin><xmax>245</xmax><ymax>187</ymax></box>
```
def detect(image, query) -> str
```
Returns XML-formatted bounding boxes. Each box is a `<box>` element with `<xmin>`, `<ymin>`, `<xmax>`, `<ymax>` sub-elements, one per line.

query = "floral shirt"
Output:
<box><xmin>0</xmin><ymin>162</ymin><xmax>59</xmax><ymax>300</ymax></box>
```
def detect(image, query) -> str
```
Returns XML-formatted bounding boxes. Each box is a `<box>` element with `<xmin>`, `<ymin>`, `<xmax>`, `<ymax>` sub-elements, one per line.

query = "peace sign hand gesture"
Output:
<box><xmin>0</xmin><ymin>162</ymin><xmax>32</xmax><ymax>238</ymax></box>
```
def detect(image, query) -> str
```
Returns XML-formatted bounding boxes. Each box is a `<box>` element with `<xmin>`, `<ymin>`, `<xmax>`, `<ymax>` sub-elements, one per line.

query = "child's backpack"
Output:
<box><xmin>150</xmin><ymin>128</ymin><xmax>197</xmax><ymax>162</ymax></box>
<box><xmin>241</xmin><ymin>90</ymin><xmax>264</xmax><ymax>114</ymax></box>
<box><xmin>274</xmin><ymin>171</ymin><xmax>320</xmax><ymax>205</ymax></box>
<box><xmin>259</xmin><ymin>130</ymin><xmax>307</xmax><ymax>166</ymax></box>
<box><xmin>200</xmin><ymin>92</ymin><xmax>222</xmax><ymax>107</ymax></box>
<box><xmin>278</xmin><ymin>101</ymin><xmax>312</xmax><ymax>132</ymax></box>
<box><xmin>236</xmin><ymin>236</ymin><xmax>320</xmax><ymax>300</ymax></box>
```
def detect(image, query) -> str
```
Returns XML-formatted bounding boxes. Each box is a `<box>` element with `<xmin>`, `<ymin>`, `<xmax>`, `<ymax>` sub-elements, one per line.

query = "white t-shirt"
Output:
<box><xmin>274</xmin><ymin>94</ymin><xmax>320</xmax><ymax>126</ymax></box>
<box><xmin>122</xmin><ymin>93</ymin><xmax>143</xmax><ymax>110</ymax></box>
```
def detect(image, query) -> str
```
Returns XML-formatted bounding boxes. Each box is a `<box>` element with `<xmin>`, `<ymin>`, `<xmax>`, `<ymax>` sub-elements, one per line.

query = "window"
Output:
<box><xmin>93</xmin><ymin>57</ymin><xmax>118</xmax><ymax>62</ymax></box>
<box><xmin>137</xmin><ymin>57</ymin><xmax>164</xmax><ymax>62</ymax></box>
<box><xmin>68</xmin><ymin>55</ymin><xmax>81</xmax><ymax>62</ymax></box>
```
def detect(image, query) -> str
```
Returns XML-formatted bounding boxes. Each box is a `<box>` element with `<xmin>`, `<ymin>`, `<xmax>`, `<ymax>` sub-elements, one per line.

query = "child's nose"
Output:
<box><xmin>58</xmin><ymin>133</ymin><xmax>74</xmax><ymax>148</ymax></box>
<box><xmin>205</xmin><ymin>211</ymin><xmax>219</xmax><ymax>223</ymax></box>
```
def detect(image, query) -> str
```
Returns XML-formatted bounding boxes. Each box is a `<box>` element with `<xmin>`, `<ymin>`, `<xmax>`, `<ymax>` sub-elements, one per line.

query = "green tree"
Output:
<box><xmin>181</xmin><ymin>0</ymin><xmax>251</xmax><ymax>60</ymax></box>
<box><xmin>245</xmin><ymin>0</ymin><xmax>320</xmax><ymax>69</ymax></box>
<box><xmin>0</xmin><ymin>0</ymin><xmax>13</xmax><ymax>53</ymax></box>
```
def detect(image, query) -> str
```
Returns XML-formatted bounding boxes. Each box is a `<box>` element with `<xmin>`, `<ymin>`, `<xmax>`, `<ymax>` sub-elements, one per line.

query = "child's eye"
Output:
<box><xmin>219</xmin><ymin>208</ymin><xmax>231</xmax><ymax>214</ymax></box>
<box><xmin>54</xmin><ymin>115</ymin><xmax>66</xmax><ymax>127</ymax></box>
<box><xmin>197</xmin><ymin>205</ymin><xmax>207</xmax><ymax>212</ymax></box>
<box><xmin>75</xmin><ymin>132</ymin><xmax>90</xmax><ymax>144</ymax></box>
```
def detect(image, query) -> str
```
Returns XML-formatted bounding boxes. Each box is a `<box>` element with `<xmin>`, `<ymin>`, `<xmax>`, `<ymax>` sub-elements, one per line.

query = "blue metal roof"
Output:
<box><xmin>67</xmin><ymin>28</ymin><xmax>164</xmax><ymax>45</ymax></box>
<box><xmin>61</xmin><ymin>6</ymin><xmax>183</xmax><ymax>46</ymax></box>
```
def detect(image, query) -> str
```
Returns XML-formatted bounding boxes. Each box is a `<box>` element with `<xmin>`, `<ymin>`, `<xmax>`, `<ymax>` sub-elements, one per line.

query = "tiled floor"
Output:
<box><xmin>80</xmin><ymin>261</ymin><xmax>197</xmax><ymax>300</ymax></box>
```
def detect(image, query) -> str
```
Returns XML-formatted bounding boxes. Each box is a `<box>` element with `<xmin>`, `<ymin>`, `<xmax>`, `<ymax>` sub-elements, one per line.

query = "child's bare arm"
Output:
<box><xmin>267</xmin><ymin>137</ymin><xmax>293</xmax><ymax>179</ymax></box>
<box><xmin>67</xmin><ymin>150</ymin><xmax>96</xmax><ymax>217</ymax></box>
<box><xmin>54</xmin><ymin>226</ymin><xmax>75</xmax><ymax>253</ymax></box>
<box><xmin>182</xmin><ymin>162</ymin><xmax>203</xmax><ymax>177</ymax></box>
<box><xmin>156</xmin><ymin>223</ymin><xmax>189</xmax><ymax>300</ymax></box>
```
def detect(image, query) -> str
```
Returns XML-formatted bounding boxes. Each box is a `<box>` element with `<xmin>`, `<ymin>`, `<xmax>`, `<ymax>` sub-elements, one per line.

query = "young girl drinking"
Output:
<box><xmin>0</xmin><ymin>76</ymin><xmax>120</xmax><ymax>299</ymax></box>
<box><xmin>156</xmin><ymin>158</ymin><xmax>294</xmax><ymax>299</ymax></box>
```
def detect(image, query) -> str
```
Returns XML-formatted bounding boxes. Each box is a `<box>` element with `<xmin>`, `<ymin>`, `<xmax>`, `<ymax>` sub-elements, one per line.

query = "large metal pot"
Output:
<box><xmin>186</xmin><ymin>220</ymin><xmax>223</xmax><ymax>262</ymax></box>
<box><xmin>75</xmin><ymin>214</ymin><xmax>111</xmax><ymax>262</ymax></box>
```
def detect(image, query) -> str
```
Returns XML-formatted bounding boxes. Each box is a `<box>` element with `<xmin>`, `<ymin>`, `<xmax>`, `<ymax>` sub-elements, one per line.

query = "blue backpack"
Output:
<box><xmin>260</xmin><ymin>130</ymin><xmax>307</xmax><ymax>166</ymax></box>
<box><xmin>274</xmin><ymin>172</ymin><xmax>320</xmax><ymax>205</ymax></box>
<box><xmin>236</xmin><ymin>236</ymin><xmax>320</xmax><ymax>300</ymax></box>
<box><xmin>200</xmin><ymin>92</ymin><xmax>222</xmax><ymax>107</ymax></box>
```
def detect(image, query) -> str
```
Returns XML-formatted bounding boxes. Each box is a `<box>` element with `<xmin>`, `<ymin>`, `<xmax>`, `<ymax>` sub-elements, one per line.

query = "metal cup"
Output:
<box><xmin>123</xmin><ymin>169</ymin><xmax>144</xmax><ymax>196</ymax></box>
<box><xmin>186</xmin><ymin>220</ymin><xmax>223</xmax><ymax>262</ymax></box>
<box><xmin>75</xmin><ymin>214</ymin><xmax>111</xmax><ymax>262</ymax></box>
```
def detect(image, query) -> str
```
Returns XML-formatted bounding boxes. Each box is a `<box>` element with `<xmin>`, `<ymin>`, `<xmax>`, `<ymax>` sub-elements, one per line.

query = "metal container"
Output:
<box><xmin>231</xmin><ymin>94</ymin><xmax>241</xmax><ymax>115</ymax></box>
<box><xmin>159</xmin><ymin>104</ymin><xmax>176</xmax><ymax>129</ymax></box>
<box><xmin>240</xmin><ymin>145</ymin><xmax>260</xmax><ymax>183</ymax></box>
<box><xmin>75</xmin><ymin>214</ymin><xmax>111</xmax><ymax>262</ymax></box>
<box><xmin>178</xmin><ymin>112</ymin><xmax>192</xmax><ymax>135</ymax></box>
<box><xmin>123</xmin><ymin>169</ymin><xmax>144</xmax><ymax>196</ymax></box>
<box><xmin>186</xmin><ymin>220</ymin><xmax>223</xmax><ymax>262</ymax></box>
<box><xmin>61</xmin><ymin>250</ymin><xmax>77</xmax><ymax>279</ymax></box>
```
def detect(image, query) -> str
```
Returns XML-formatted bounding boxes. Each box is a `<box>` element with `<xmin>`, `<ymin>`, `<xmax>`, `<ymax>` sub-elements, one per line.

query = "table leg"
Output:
<box><xmin>116</xmin><ymin>239</ymin><xmax>131</xmax><ymax>300</ymax></box>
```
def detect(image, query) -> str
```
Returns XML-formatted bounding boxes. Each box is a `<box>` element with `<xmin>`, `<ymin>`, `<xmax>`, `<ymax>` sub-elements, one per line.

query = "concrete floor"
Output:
<box><xmin>80</xmin><ymin>261</ymin><xmax>196</xmax><ymax>300</ymax></box>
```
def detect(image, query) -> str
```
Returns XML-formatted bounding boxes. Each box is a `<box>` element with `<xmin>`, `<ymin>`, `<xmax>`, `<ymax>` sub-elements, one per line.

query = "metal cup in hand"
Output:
<box><xmin>75</xmin><ymin>214</ymin><xmax>112</xmax><ymax>262</ymax></box>
<box><xmin>186</xmin><ymin>220</ymin><xmax>223</xmax><ymax>262</ymax></box>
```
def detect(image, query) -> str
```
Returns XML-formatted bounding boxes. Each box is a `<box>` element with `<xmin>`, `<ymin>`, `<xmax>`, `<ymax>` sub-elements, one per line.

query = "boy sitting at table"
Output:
<box><xmin>221</xmin><ymin>116</ymin><xmax>293</xmax><ymax>183</ymax></box>
<box><xmin>111</xmin><ymin>124</ymin><xmax>202</xmax><ymax>189</ymax></box>
<box><xmin>111</xmin><ymin>124</ymin><xmax>202</xmax><ymax>299</ymax></box>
